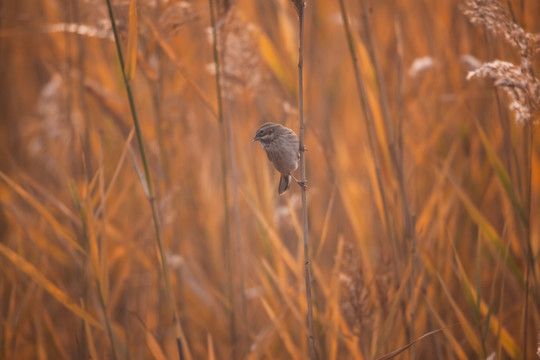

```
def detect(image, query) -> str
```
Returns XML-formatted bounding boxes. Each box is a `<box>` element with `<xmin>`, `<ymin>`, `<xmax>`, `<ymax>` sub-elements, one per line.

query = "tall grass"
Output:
<box><xmin>105</xmin><ymin>0</ymin><xmax>186</xmax><ymax>358</ymax></box>
<box><xmin>0</xmin><ymin>0</ymin><xmax>539</xmax><ymax>359</ymax></box>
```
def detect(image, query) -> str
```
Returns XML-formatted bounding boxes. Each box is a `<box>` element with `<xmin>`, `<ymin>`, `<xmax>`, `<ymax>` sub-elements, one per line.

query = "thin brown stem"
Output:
<box><xmin>409</xmin><ymin>215</ymin><xmax>416</xmax><ymax>360</ymax></box>
<box><xmin>294</xmin><ymin>2</ymin><xmax>316</xmax><ymax>359</ymax></box>
<box><xmin>207</xmin><ymin>0</ymin><xmax>240</xmax><ymax>357</ymax></box>
<box><xmin>104</xmin><ymin>1</ymin><xmax>187</xmax><ymax>359</ymax></box>
<box><xmin>522</xmin><ymin>122</ymin><xmax>534</xmax><ymax>359</ymax></box>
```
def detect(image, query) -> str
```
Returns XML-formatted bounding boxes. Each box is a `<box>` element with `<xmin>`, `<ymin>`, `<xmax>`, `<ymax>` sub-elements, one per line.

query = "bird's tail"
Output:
<box><xmin>278</xmin><ymin>174</ymin><xmax>291</xmax><ymax>195</ymax></box>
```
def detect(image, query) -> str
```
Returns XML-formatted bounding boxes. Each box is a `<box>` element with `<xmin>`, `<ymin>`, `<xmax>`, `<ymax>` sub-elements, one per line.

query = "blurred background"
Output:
<box><xmin>1</xmin><ymin>0</ymin><xmax>539</xmax><ymax>358</ymax></box>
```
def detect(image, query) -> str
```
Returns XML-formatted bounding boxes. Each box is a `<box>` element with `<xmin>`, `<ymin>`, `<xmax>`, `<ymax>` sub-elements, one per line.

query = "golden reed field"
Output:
<box><xmin>1</xmin><ymin>0</ymin><xmax>540</xmax><ymax>358</ymax></box>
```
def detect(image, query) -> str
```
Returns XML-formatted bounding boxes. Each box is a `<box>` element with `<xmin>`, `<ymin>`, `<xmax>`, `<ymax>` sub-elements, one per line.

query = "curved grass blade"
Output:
<box><xmin>472</xmin><ymin>117</ymin><xmax>527</xmax><ymax>226</ymax></box>
<box><xmin>0</xmin><ymin>243</ymin><xmax>101</xmax><ymax>329</ymax></box>
<box><xmin>447</xmin><ymin>175</ymin><xmax>524</xmax><ymax>287</ymax></box>
<box><xmin>0</xmin><ymin>172</ymin><xmax>85</xmax><ymax>254</ymax></box>
<box><xmin>437</xmin><ymin>273</ymin><xmax>484</xmax><ymax>357</ymax></box>
<box><xmin>125</xmin><ymin>0</ymin><xmax>138</xmax><ymax>81</ymax></box>
<box><xmin>449</xmin><ymin>238</ymin><xmax>521</xmax><ymax>359</ymax></box>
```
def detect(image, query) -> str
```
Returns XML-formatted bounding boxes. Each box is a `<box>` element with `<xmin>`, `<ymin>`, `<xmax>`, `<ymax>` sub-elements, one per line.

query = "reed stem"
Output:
<box><xmin>207</xmin><ymin>0</ymin><xmax>248</xmax><ymax>356</ymax></box>
<box><xmin>294</xmin><ymin>3</ymin><xmax>316</xmax><ymax>359</ymax></box>
<box><xmin>104</xmin><ymin>1</ymin><xmax>187</xmax><ymax>358</ymax></box>
<box><xmin>337</xmin><ymin>0</ymin><xmax>399</xmax><ymax>275</ymax></box>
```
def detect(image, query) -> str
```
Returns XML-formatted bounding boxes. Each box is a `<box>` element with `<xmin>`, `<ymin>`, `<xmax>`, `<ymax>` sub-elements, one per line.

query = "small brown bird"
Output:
<box><xmin>253</xmin><ymin>122</ymin><xmax>304</xmax><ymax>195</ymax></box>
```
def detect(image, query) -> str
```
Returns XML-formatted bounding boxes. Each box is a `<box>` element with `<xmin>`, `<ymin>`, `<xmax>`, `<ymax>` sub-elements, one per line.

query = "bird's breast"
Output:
<box><xmin>265</xmin><ymin>144</ymin><xmax>298</xmax><ymax>174</ymax></box>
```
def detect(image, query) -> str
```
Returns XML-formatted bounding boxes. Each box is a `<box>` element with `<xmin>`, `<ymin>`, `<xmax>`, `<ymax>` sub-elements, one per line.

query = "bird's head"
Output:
<box><xmin>252</xmin><ymin>122</ymin><xmax>281</xmax><ymax>144</ymax></box>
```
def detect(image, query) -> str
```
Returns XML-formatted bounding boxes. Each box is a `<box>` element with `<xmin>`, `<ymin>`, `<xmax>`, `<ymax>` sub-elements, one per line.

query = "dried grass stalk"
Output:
<box><xmin>464</xmin><ymin>0</ymin><xmax>540</xmax><ymax>123</ymax></box>
<box><xmin>467</xmin><ymin>60</ymin><xmax>540</xmax><ymax>123</ymax></box>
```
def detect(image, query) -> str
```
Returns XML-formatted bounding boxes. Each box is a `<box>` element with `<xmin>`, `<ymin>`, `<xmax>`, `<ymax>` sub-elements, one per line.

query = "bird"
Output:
<box><xmin>252</xmin><ymin>122</ymin><xmax>306</xmax><ymax>195</ymax></box>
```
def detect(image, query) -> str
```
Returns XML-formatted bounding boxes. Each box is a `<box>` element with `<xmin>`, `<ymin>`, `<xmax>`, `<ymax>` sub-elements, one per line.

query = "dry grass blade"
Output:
<box><xmin>315</xmin><ymin>183</ymin><xmax>336</xmax><ymax>259</ymax></box>
<box><xmin>472</xmin><ymin>116</ymin><xmax>527</xmax><ymax>224</ymax></box>
<box><xmin>260</xmin><ymin>298</ymin><xmax>301</xmax><ymax>358</ymax></box>
<box><xmin>95</xmin><ymin>127</ymin><xmax>134</xmax><ymax>217</ymax></box>
<box><xmin>437</xmin><ymin>273</ymin><xmax>484</xmax><ymax>357</ymax></box>
<box><xmin>81</xmin><ymin>299</ymin><xmax>99</xmax><ymax>360</ymax></box>
<box><xmin>125</xmin><ymin>0</ymin><xmax>138</xmax><ymax>81</ymax></box>
<box><xmin>375</xmin><ymin>260</ymin><xmax>412</xmax><ymax>356</ymax></box>
<box><xmin>326</xmin><ymin>236</ymin><xmax>345</xmax><ymax>360</ymax></box>
<box><xmin>447</xmin><ymin>174</ymin><xmax>523</xmax><ymax>286</ymax></box>
<box><xmin>275</xmin><ymin>0</ymin><xmax>297</xmax><ymax>68</ymax></box>
<box><xmin>207</xmin><ymin>333</ymin><xmax>216</xmax><ymax>360</ymax></box>
<box><xmin>40</xmin><ymin>309</ymin><xmax>70</xmax><ymax>360</ymax></box>
<box><xmin>82</xmin><ymin>191</ymin><xmax>100</xmax><ymax>281</ymax></box>
<box><xmin>0</xmin><ymin>243</ymin><xmax>101</xmax><ymax>329</ymax></box>
<box><xmin>34</xmin><ymin>313</ymin><xmax>46</xmax><ymax>360</ymax></box>
<box><xmin>375</xmin><ymin>329</ymin><xmax>443</xmax><ymax>360</ymax></box>
<box><xmin>424</xmin><ymin>297</ymin><xmax>468</xmax><ymax>360</ymax></box>
<box><xmin>253</xmin><ymin>23</ymin><xmax>295</xmax><ymax>94</ymax></box>
<box><xmin>13</xmin><ymin>170</ymin><xmax>79</xmax><ymax>225</ymax></box>
<box><xmin>242</xmin><ymin>192</ymin><xmax>297</xmax><ymax>273</ymax></box>
<box><xmin>261</xmin><ymin>259</ymin><xmax>303</xmax><ymax>324</ymax></box>
<box><xmin>141</xmin><ymin>323</ymin><xmax>167</xmax><ymax>360</ymax></box>
<box><xmin>449</xmin><ymin>238</ymin><xmax>521</xmax><ymax>358</ymax></box>
<box><xmin>78</xmin><ymin>181</ymin><xmax>118</xmax><ymax>360</ymax></box>
<box><xmin>133</xmin><ymin>315</ymin><xmax>168</xmax><ymax>360</ymax></box>
<box><xmin>143</xmin><ymin>16</ymin><xmax>217</xmax><ymax>119</ymax></box>
<box><xmin>0</xmin><ymin>172</ymin><xmax>84</xmax><ymax>254</ymax></box>
<box><xmin>2</xmin><ymin>207</ymin><xmax>71</xmax><ymax>266</ymax></box>
<box><xmin>338</xmin><ymin>0</ymin><xmax>398</xmax><ymax>275</ymax></box>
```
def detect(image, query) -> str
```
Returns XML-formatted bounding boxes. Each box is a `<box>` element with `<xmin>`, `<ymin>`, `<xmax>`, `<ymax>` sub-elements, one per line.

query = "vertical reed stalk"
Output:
<box><xmin>104</xmin><ymin>1</ymin><xmax>187</xmax><ymax>359</ymax></box>
<box><xmin>218</xmin><ymin>4</ymin><xmax>249</xmax><ymax>352</ymax></box>
<box><xmin>207</xmin><ymin>0</ymin><xmax>242</xmax><ymax>356</ymax></box>
<box><xmin>224</xmin><ymin>69</ymin><xmax>248</xmax><ymax>357</ymax></box>
<box><xmin>409</xmin><ymin>215</ymin><xmax>416</xmax><ymax>360</ymax></box>
<box><xmin>337</xmin><ymin>0</ymin><xmax>399</xmax><ymax>274</ymax></box>
<box><xmin>68</xmin><ymin>3</ymin><xmax>92</xmax><ymax>357</ymax></box>
<box><xmin>152</xmin><ymin>0</ymin><xmax>170</xmax><ymax>187</ymax></box>
<box><xmin>96</xmin><ymin>276</ymin><xmax>118</xmax><ymax>360</ymax></box>
<box><xmin>96</xmin><ymin>136</ymin><xmax>117</xmax><ymax>360</ymax></box>
<box><xmin>522</xmin><ymin>123</ymin><xmax>534</xmax><ymax>359</ymax></box>
<box><xmin>71</xmin><ymin>0</ymin><xmax>93</xmax><ymax>182</ymax></box>
<box><xmin>292</xmin><ymin>1</ymin><xmax>316</xmax><ymax>358</ymax></box>
<box><xmin>358</xmin><ymin>0</ymin><xmax>411</xmax><ymax>250</ymax></box>
<box><xmin>71</xmin><ymin>179</ymin><xmax>118</xmax><ymax>360</ymax></box>
<box><xmin>153</xmin><ymin>61</ymin><xmax>170</xmax><ymax>186</ymax></box>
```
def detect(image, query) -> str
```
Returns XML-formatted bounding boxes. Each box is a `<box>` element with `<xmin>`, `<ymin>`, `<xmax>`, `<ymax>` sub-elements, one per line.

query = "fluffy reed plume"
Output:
<box><xmin>467</xmin><ymin>60</ymin><xmax>540</xmax><ymax>123</ymax></box>
<box><xmin>339</xmin><ymin>244</ymin><xmax>392</xmax><ymax>335</ymax></box>
<box><xmin>205</xmin><ymin>9</ymin><xmax>266</xmax><ymax>98</ymax></box>
<box><xmin>35</xmin><ymin>74</ymin><xmax>75</xmax><ymax>148</ymax></box>
<box><xmin>464</xmin><ymin>0</ymin><xmax>540</xmax><ymax>123</ymax></box>
<box><xmin>339</xmin><ymin>247</ymin><xmax>371</xmax><ymax>334</ymax></box>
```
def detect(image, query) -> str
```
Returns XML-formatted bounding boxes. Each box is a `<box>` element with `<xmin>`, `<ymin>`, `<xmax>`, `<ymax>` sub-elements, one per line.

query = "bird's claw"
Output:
<box><xmin>296</xmin><ymin>179</ymin><xmax>308</xmax><ymax>190</ymax></box>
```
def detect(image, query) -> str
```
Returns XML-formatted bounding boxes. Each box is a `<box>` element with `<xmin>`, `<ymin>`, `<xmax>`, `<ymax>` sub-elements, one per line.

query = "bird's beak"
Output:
<box><xmin>252</xmin><ymin>136</ymin><xmax>259</xmax><ymax>142</ymax></box>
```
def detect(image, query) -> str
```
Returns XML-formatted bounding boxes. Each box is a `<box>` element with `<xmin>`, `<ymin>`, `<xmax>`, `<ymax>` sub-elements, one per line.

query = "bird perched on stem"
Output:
<box><xmin>253</xmin><ymin>122</ymin><xmax>306</xmax><ymax>195</ymax></box>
